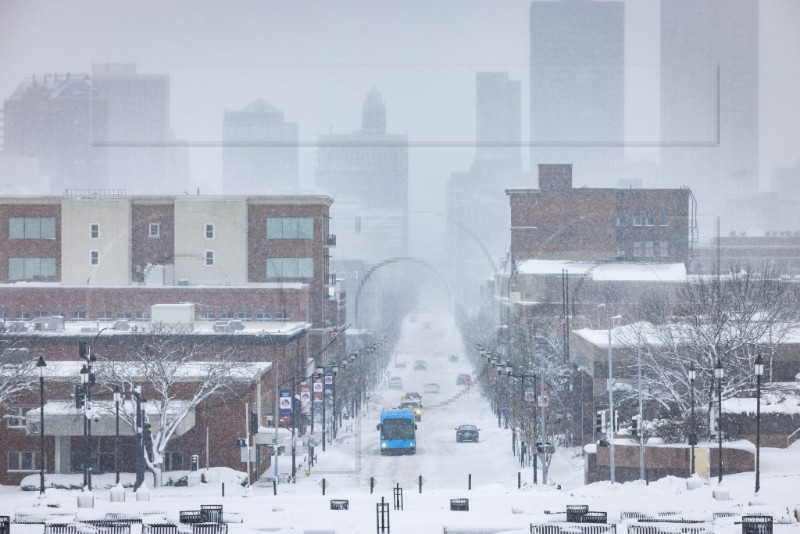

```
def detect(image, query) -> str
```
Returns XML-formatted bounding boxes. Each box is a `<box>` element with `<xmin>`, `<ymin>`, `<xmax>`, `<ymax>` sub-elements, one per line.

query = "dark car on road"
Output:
<box><xmin>456</xmin><ymin>373</ymin><xmax>472</xmax><ymax>386</ymax></box>
<box><xmin>414</xmin><ymin>360</ymin><xmax>427</xmax><ymax>370</ymax></box>
<box><xmin>455</xmin><ymin>424</ymin><xmax>480</xmax><ymax>442</ymax></box>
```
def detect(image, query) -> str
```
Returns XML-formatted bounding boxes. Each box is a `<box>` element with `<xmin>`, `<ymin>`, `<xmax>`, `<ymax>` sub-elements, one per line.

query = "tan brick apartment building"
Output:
<box><xmin>0</xmin><ymin>193</ymin><xmax>351</xmax><ymax>485</ymax></box>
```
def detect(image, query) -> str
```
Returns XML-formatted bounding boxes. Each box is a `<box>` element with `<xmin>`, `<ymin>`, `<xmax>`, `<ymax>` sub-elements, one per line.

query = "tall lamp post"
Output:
<box><xmin>754</xmin><ymin>353</ymin><xmax>764</xmax><ymax>493</ymax></box>
<box><xmin>714</xmin><ymin>358</ymin><xmax>724</xmax><ymax>484</ymax></box>
<box><xmin>688</xmin><ymin>362</ymin><xmax>696</xmax><ymax>475</ymax></box>
<box><xmin>79</xmin><ymin>364</ymin><xmax>91</xmax><ymax>489</ymax></box>
<box><xmin>598</xmin><ymin>305</ymin><xmax>621</xmax><ymax>484</ymax></box>
<box><xmin>36</xmin><ymin>355</ymin><xmax>46</xmax><ymax>495</ymax></box>
<box><xmin>113</xmin><ymin>386</ymin><xmax>121</xmax><ymax>485</ymax></box>
<box><xmin>315</xmin><ymin>366</ymin><xmax>326</xmax><ymax>452</ymax></box>
<box><xmin>500</xmin><ymin>364</ymin><xmax>540</xmax><ymax>485</ymax></box>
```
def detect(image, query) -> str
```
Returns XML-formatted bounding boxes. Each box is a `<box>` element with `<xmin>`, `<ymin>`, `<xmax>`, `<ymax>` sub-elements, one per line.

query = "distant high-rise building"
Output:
<box><xmin>3</xmin><ymin>73</ymin><xmax>108</xmax><ymax>192</ymax></box>
<box><xmin>660</xmin><ymin>0</ymin><xmax>759</xmax><ymax>214</ymax></box>
<box><xmin>315</xmin><ymin>87</ymin><xmax>409</xmax><ymax>261</ymax></box>
<box><xmin>92</xmin><ymin>63</ymin><xmax>186</xmax><ymax>194</ymax></box>
<box><xmin>529</xmin><ymin>0</ymin><xmax>624</xmax><ymax>186</ymax></box>
<box><xmin>476</xmin><ymin>72</ymin><xmax>522</xmax><ymax>173</ymax></box>
<box><xmin>222</xmin><ymin>99</ymin><xmax>299</xmax><ymax>194</ymax></box>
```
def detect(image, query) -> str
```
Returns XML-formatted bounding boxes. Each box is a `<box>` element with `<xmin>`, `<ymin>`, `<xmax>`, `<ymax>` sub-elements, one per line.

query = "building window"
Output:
<box><xmin>149</xmin><ymin>223</ymin><xmax>160</xmax><ymax>237</ymax></box>
<box><xmin>218</xmin><ymin>311</ymin><xmax>233</xmax><ymax>320</ymax></box>
<box><xmin>9</xmin><ymin>217</ymin><xmax>56</xmax><ymax>239</ymax></box>
<box><xmin>267</xmin><ymin>258</ymin><xmax>313</xmax><ymax>279</ymax></box>
<box><xmin>90</xmin><ymin>251</ymin><xmax>99</xmax><ymax>265</ymax></box>
<box><xmin>645</xmin><ymin>241</ymin><xmax>655</xmax><ymax>257</ymax></box>
<box><xmin>6</xmin><ymin>407</ymin><xmax>28</xmax><ymax>428</ymax></box>
<box><xmin>267</xmin><ymin>218</ymin><xmax>314</xmax><ymax>239</ymax></box>
<box><xmin>238</xmin><ymin>312</ymin><xmax>252</xmax><ymax>321</ymax></box>
<box><xmin>97</xmin><ymin>311</ymin><xmax>113</xmax><ymax>321</ymax></box>
<box><xmin>117</xmin><ymin>312</ymin><xmax>132</xmax><ymax>320</ymax></box>
<box><xmin>90</xmin><ymin>224</ymin><xmax>99</xmax><ymax>239</ymax></box>
<box><xmin>616</xmin><ymin>209</ymin><xmax>626</xmax><ymax>227</ymax></box>
<box><xmin>8</xmin><ymin>451</ymin><xmax>42</xmax><ymax>471</ymax></box>
<box><xmin>276</xmin><ymin>311</ymin><xmax>292</xmax><ymax>321</ymax></box>
<box><xmin>135</xmin><ymin>311</ymin><xmax>151</xmax><ymax>321</ymax></box>
<box><xmin>616</xmin><ymin>239</ymin><xmax>626</xmax><ymax>258</ymax></box>
<box><xmin>256</xmin><ymin>312</ymin><xmax>271</xmax><ymax>321</ymax></box>
<box><xmin>632</xmin><ymin>210</ymin><xmax>643</xmax><ymax>227</ymax></box>
<box><xmin>633</xmin><ymin>241</ymin><xmax>642</xmax><ymax>257</ymax></box>
<box><xmin>199</xmin><ymin>311</ymin><xmax>215</xmax><ymax>320</ymax></box>
<box><xmin>72</xmin><ymin>311</ymin><xmax>86</xmax><ymax>321</ymax></box>
<box><xmin>205</xmin><ymin>251</ymin><xmax>214</xmax><ymax>266</ymax></box>
<box><xmin>660</xmin><ymin>208</ymin><xmax>669</xmax><ymax>226</ymax></box>
<box><xmin>645</xmin><ymin>209</ymin><xmax>655</xmax><ymax>226</ymax></box>
<box><xmin>660</xmin><ymin>240</ymin><xmax>669</xmax><ymax>258</ymax></box>
<box><xmin>205</xmin><ymin>224</ymin><xmax>215</xmax><ymax>239</ymax></box>
<box><xmin>164</xmin><ymin>451</ymin><xmax>183</xmax><ymax>471</ymax></box>
<box><xmin>8</xmin><ymin>257</ymin><xmax>56</xmax><ymax>280</ymax></box>
<box><xmin>32</xmin><ymin>311</ymin><xmax>47</xmax><ymax>318</ymax></box>
<box><xmin>14</xmin><ymin>311</ymin><xmax>30</xmax><ymax>320</ymax></box>
<box><xmin>52</xmin><ymin>312</ymin><xmax>67</xmax><ymax>319</ymax></box>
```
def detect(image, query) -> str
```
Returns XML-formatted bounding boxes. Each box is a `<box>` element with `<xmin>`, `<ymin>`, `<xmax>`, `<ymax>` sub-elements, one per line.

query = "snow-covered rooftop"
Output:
<box><xmin>517</xmin><ymin>260</ymin><xmax>686</xmax><ymax>281</ymax></box>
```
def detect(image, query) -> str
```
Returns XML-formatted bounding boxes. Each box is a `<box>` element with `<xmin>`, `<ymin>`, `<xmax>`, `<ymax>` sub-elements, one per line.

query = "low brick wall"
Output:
<box><xmin>586</xmin><ymin>442</ymin><xmax>754</xmax><ymax>484</ymax></box>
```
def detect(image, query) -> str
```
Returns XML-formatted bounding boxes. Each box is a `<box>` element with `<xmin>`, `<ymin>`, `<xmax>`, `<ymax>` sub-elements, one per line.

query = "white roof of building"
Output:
<box><xmin>516</xmin><ymin>260</ymin><xmax>687</xmax><ymax>281</ymax></box>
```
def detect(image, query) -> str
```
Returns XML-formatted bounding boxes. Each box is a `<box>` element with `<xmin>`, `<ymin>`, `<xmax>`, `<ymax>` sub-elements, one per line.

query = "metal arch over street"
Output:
<box><xmin>354</xmin><ymin>256</ymin><xmax>453</xmax><ymax>327</ymax></box>
<box><xmin>409</xmin><ymin>210</ymin><xmax>497</xmax><ymax>274</ymax></box>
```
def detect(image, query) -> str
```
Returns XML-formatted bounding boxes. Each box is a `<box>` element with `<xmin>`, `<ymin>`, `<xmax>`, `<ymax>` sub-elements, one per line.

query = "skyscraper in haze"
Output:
<box><xmin>660</xmin><ymin>0</ymin><xmax>758</xmax><ymax>215</ymax></box>
<box><xmin>222</xmin><ymin>99</ymin><xmax>299</xmax><ymax>194</ymax></box>
<box><xmin>446</xmin><ymin>72</ymin><xmax>525</xmax><ymax>305</ymax></box>
<box><xmin>315</xmin><ymin>87</ymin><xmax>408</xmax><ymax>262</ymax></box>
<box><xmin>476</xmin><ymin>72</ymin><xmax>521</xmax><ymax>174</ymax></box>
<box><xmin>3</xmin><ymin>73</ymin><xmax>107</xmax><ymax>193</ymax></box>
<box><xmin>529</xmin><ymin>0</ymin><xmax>624</xmax><ymax>186</ymax></box>
<box><xmin>92</xmin><ymin>63</ymin><xmax>185</xmax><ymax>194</ymax></box>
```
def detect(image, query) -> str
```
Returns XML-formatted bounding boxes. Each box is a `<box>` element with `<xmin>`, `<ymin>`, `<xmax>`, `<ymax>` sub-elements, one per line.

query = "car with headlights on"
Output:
<box><xmin>455</xmin><ymin>424</ymin><xmax>480</xmax><ymax>443</ymax></box>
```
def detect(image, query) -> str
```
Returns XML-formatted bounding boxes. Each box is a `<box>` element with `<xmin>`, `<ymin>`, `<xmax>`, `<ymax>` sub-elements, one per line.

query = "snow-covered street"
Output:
<box><xmin>3</xmin><ymin>309</ymin><xmax>800</xmax><ymax>533</ymax></box>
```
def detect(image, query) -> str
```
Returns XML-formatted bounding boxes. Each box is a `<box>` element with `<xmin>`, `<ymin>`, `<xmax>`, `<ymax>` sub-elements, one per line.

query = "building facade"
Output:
<box><xmin>222</xmin><ymin>99</ymin><xmax>299</xmax><ymax>195</ymax></box>
<box><xmin>314</xmin><ymin>88</ymin><xmax>409</xmax><ymax>262</ymax></box>
<box><xmin>529</xmin><ymin>0</ymin><xmax>624</xmax><ymax>186</ymax></box>
<box><xmin>507</xmin><ymin>165</ymin><xmax>692</xmax><ymax>265</ymax></box>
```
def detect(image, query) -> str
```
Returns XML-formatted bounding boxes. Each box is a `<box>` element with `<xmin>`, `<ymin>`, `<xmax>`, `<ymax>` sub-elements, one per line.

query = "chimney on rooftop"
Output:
<box><xmin>538</xmin><ymin>164</ymin><xmax>573</xmax><ymax>191</ymax></box>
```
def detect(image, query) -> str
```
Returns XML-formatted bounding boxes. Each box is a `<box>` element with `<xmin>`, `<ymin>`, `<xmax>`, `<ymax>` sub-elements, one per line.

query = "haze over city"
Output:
<box><xmin>2</xmin><ymin>1</ymin><xmax>799</xmax><ymax>262</ymax></box>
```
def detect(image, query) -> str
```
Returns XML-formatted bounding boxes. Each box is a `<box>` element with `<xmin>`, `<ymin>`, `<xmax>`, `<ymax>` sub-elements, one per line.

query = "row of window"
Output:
<box><xmin>617</xmin><ymin>208</ymin><xmax>670</xmax><ymax>227</ymax></box>
<box><xmin>616</xmin><ymin>240</ymin><xmax>670</xmax><ymax>258</ymax></box>
<box><xmin>1</xmin><ymin>310</ymin><xmax>293</xmax><ymax>322</ymax></box>
<box><xmin>8</xmin><ymin>218</ymin><xmax>315</xmax><ymax>241</ymax></box>
<box><xmin>7</xmin><ymin>451</ymin><xmax>43</xmax><ymax>472</ymax></box>
<box><xmin>5</xmin><ymin>448</ymin><xmax>180</xmax><ymax>473</ymax></box>
<box><xmin>9</xmin><ymin>255</ymin><xmax>313</xmax><ymax>276</ymax></box>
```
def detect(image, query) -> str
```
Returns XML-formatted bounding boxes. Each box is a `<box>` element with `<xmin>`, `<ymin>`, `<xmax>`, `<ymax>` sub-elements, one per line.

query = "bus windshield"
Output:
<box><xmin>381</xmin><ymin>418</ymin><xmax>415</xmax><ymax>440</ymax></box>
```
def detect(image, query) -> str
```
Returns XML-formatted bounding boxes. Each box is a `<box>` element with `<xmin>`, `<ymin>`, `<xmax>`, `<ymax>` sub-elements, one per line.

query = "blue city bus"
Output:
<box><xmin>377</xmin><ymin>409</ymin><xmax>417</xmax><ymax>455</ymax></box>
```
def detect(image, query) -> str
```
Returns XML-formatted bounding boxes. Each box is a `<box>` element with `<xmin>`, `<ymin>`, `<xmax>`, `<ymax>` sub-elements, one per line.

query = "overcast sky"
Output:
<box><xmin>1</xmin><ymin>0</ymin><xmax>798</xmax><ymax>240</ymax></box>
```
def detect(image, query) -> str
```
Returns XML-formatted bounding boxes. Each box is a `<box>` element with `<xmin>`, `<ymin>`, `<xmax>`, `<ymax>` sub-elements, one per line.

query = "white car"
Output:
<box><xmin>388</xmin><ymin>376</ymin><xmax>403</xmax><ymax>389</ymax></box>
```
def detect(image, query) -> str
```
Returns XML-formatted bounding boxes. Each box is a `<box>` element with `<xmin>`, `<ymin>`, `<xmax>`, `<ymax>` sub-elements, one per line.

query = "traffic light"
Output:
<box><xmin>250</xmin><ymin>411</ymin><xmax>258</xmax><ymax>435</ymax></box>
<box><xmin>75</xmin><ymin>384</ymin><xmax>85</xmax><ymax>409</ymax></box>
<box><xmin>237</xmin><ymin>437</ymin><xmax>247</xmax><ymax>448</ymax></box>
<box><xmin>631</xmin><ymin>415</ymin><xmax>639</xmax><ymax>437</ymax></box>
<box><xmin>595</xmin><ymin>411</ymin><xmax>606</xmax><ymax>434</ymax></box>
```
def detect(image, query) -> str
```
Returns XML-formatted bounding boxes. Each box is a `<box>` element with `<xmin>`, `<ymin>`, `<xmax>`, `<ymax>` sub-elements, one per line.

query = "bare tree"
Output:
<box><xmin>0</xmin><ymin>332</ymin><xmax>39</xmax><ymax>408</ymax></box>
<box><xmin>617</xmin><ymin>262</ymin><xmax>800</xmax><ymax>438</ymax></box>
<box><xmin>96</xmin><ymin>323</ymin><xmax>262</xmax><ymax>486</ymax></box>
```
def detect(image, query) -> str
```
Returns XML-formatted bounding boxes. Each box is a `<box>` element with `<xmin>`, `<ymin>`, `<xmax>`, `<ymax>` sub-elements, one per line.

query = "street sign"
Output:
<box><xmin>300</xmin><ymin>383</ymin><xmax>311</xmax><ymax>414</ymax></box>
<box><xmin>313</xmin><ymin>378</ymin><xmax>323</xmax><ymax>400</ymax></box>
<box><xmin>279</xmin><ymin>390</ymin><xmax>292</xmax><ymax>418</ymax></box>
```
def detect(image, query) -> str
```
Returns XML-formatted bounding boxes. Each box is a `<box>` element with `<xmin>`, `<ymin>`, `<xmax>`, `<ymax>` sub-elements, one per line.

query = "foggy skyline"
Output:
<box><xmin>1</xmin><ymin>0</ymin><xmax>799</xmax><ymax>258</ymax></box>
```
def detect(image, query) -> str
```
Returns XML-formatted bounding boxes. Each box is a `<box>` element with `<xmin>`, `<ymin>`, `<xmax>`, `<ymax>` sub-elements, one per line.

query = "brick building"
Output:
<box><xmin>0</xmin><ymin>193</ymin><xmax>352</xmax><ymax>485</ymax></box>
<box><xmin>507</xmin><ymin>164</ymin><xmax>693</xmax><ymax>265</ymax></box>
<box><xmin>1</xmin><ymin>322</ymin><xmax>309</xmax><ymax>486</ymax></box>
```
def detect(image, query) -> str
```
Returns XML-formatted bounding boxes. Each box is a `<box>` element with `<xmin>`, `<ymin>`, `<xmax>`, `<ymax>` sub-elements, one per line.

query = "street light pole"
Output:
<box><xmin>290</xmin><ymin>376</ymin><xmax>296</xmax><ymax>483</ymax></box>
<box><xmin>688</xmin><ymin>362</ymin><xmax>696</xmax><ymax>475</ymax></box>
<box><xmin>36</xmin><ymin>355</ymin><xmax>46</xmax><ymax>495</ymax></box>
<box><xmin>754</xmin><ymin>353</ymin><xmax>764</xmax><ymax>494</ymax></box>
<box><xmin>598</xmin><ymin>305</ymin><xmax>620</xmax><ymax>485</ymax></box>
<box><xmin>113</xmin><ymin>385</ymin><xmax>121</xmax><ymax>485</ymax></box>
<box><xmin>714</xmin><ymin>358</ymin><xmax>724</xmax><ymax>484</ymax></box>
